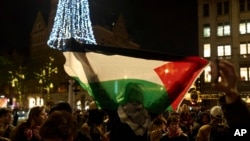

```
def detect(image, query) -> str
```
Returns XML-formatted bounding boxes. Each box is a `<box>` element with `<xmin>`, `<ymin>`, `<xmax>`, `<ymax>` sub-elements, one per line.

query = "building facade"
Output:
<box><xmin>198</xmin><ymin>0</ymin><xmax>250</xmax><ymax>103</ymax></box>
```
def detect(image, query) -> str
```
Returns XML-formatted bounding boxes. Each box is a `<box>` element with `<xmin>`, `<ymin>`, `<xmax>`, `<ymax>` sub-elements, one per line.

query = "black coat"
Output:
<box><xmin>108</xmin><ymin>112</ymin><xmax>149</xmax><ymax>141</ymax></box>
<box><xmin>219</xmin><ymin>96</ymin><xmax>250</xmax><ymax>141</ymax></box>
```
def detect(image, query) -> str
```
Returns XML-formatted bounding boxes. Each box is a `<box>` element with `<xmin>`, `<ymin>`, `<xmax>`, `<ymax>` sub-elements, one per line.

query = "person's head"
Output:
<box><xmin>152</xmin><ymin>114</ymin><xmax>167</xmax><ymax>129</ymax></box>
<box><xmin>40</xmin><ymin>111</ymin><xmax>77</xmax><ymax>141</ymax></box>
<box><xmin>88</xmin><ymin>109</ymin><xmax>106</xmax><ymax>126</ymax></box>
<box><xmin>0</xmin><ymin>108</ymin><xmax>12</xmax><ymax>125</ymax></box>
<box><xmin>87</xmin><ymin>101</ymin><xmax>106</xmax><ymax>126</ymax></box>
<box><xmin>48</xmin><ymin>101</ymin><xmax>72</xmax><ymax>115</ymax></box>
<box><xmin>197</xmin><ymin>111</ymin><xmax>210</xmax><ymax>125</ymax></box>
<box><xmin>27</xmin><ymin>106</ymin><xmax>47</xmax><ymax>126</ymax></box>
<box><xmin>210</xmin><ymin>106</ymin><xmax>223</xmax><ymax>121</ymax></box>
<box><xmin>180</xmin><ymin>104</ymin><xmax>189</xmax><ymax>113</ymax></box>
<box><xmin>166</xmin><ymin>113</ymin><xmax>180</xmax><ymax>130</ymax></box>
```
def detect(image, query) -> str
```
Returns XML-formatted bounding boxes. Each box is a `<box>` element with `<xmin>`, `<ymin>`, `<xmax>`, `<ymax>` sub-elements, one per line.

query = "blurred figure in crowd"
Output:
<box><xmin>48</xmin><ymin>101</ymin><xmax>72</xmax><ymax>115</ymax></box>
<box><xmin>191</xmin><ymin>111</ymin><xmax>210</xmax><ymax>141</ymax></box>
<box><xmin>196</xmin><ymin>106</ymin><xmax>229</xmax><ymax>141</ymax></box>
<box><xmin>0</xmin><ymin>108</ymin><xmax>15</xmax><ymax>141</ymax></box>
<box><xmin>160</xmin><ymin>112</ymin><xmax>189</xmax><ymax>141</ymax></box>
<box><xmin>48</xmin><ymin>100</ymin><xmax>97</xmax><ymax>141</ymax></box>
<box><xmin>12</xmin><ymin>108</ymin><xmax>19</xmax><ymax>126</ymax></box>
<box><xmin>74</xmin><ymin>109</ymin><xmax>86</xmax><ymax>130</ymax></box>
<box><xmin>78</xmin><ymin>101</ymin><xmax>109</xmax><ymax>141</ymax></box>
<box><xmin>108</xmin><ymin>82</ymin><xmax>151</xmax><ymax>141</ymax></box>
<box><xmin>179</xmin><ymin>104</ymin><xmax>193</xmax><ymax>136</ymax></box>
<box><xmin>10</xmin><ymin>106</ymin><xmax>47</xmax><ymax>141</ymax></box>
<box><xmin>149</xmin><ymin>114</ymin><xmax>167</xmax><ymax>141</ymax></box>
<box><xmin>40</xmin><ymin>111</ymin><xmax>77</xmax><ymax>141</ymax></box>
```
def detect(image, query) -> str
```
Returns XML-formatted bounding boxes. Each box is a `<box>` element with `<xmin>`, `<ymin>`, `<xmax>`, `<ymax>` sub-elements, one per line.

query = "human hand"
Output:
<box><xmin>211</xmin><ymin>59</ymin><xmax>239</xmax><ymax>103</ymax></box>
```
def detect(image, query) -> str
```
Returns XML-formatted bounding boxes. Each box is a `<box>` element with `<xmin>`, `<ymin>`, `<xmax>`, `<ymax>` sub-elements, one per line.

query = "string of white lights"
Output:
<box><xmin>47</xmin><ymin>0</ymin><xmax>97</xmax><ymax>50</ymax></box>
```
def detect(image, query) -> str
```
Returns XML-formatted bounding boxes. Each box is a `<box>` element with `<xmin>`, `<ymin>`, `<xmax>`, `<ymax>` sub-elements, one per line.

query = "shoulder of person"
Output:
<box><xmin>199</xmin><ymin>124</ymin><xmax>212</xmax><ymax>131</ymax></box>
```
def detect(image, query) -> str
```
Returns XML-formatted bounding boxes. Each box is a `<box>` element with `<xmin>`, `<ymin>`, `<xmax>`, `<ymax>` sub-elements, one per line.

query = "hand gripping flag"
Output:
<box><xmin>62</xmin><ymin>38</ymin><xmax>209</xmax><ymax>114</ymax></box>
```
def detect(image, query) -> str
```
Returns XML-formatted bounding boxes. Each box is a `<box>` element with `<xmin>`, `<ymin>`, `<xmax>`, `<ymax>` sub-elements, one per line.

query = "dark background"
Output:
<box><xmin>0</xmin><ymin>0</ymin><xmax>198</xmax><ymax>56</ymax></box>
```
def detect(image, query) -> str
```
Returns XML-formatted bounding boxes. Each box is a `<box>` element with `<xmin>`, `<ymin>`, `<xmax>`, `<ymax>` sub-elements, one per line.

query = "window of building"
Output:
<box><xmin>240</xmin><ymin>0</ymin><xmax>245</xmax><ymax>11</ymax></box>
<box><xmin>203</xmin><ymin>44</ymin><xmax>211</xmax><ymax>57</ymax></box>
<box><xmin>224</xmin><ymin>1</ymin><xmax>229</xmax><ymax>14</ymax></box>
<box><xmin>217</xmin><ymin>22</ymin><xmax>230</xmax><ymax>36</ymax></box>
<box><xmin>217</xmin><ymin>1</ymin><xmax>229</xmax><ymax>15</ymax></box>
<box><xmin>240</xmin><ymin>0</ymin><xmax>250</xmax><ymax>12</ymax></box>
<box><xmin>240</xmin><ymin>42</ymin><xmax>250</xmax><ymax>58</ymax></box>
<box><xmin>240</xmin><ymin>67</ymin><xmax>250</xmax><ymax>81</ymax></box>
<box><xmin>239</xmin><ymin>19</ymin><xmax>250</xmax><ymax>34</ymax></box>
<box><xmin>217</xmin><ymin>44</ymin><xmax>231</xmax><ymax>57</ymax></box>
<box><xmin>204</xmin><ymin>66</ymin><xmax>211</xmax><ymax>83</ymax></box>
<box><xmin>203</xmin><ymin>4</ymin><xmax>209</xmax><ymax>17</ymax></box>
<box><xmin>217</xmin><ymin>2</ymin><xmax>222</xmax><ymax>15</ymax></box>
<box><xmin>248</xmin><ymin>0</ymin><xmax>250</xmax><ymax>10</ymax></box>
<box><xmin>203</xmin><ymin>24</ymin><xmax>210</xmax><ymax>38</ymax></box>
<box><xmin>204</xmin><ymin>66</ymin><xmax>221</xmax><ymax>83</ymax></box>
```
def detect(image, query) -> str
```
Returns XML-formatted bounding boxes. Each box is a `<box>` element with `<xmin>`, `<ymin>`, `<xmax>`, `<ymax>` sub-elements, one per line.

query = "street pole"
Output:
<box><xmin>68</xmin><ymin>79</ymin><xmax>74</xmax><ymax>109</ymax></box>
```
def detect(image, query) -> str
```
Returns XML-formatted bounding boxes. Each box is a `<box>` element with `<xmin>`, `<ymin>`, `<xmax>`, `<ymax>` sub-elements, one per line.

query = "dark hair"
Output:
<box><xmin>48</xmin><ymin>101</ymin><xmax>72</xmax><ymax>115</ymax></box>
<box><xmin>0</xmin><ymin>108</ymin><xmax>11</xmax><ymax>117</ymax></box>
<box><xmin>88</xmin><ymin>109</ymin><xmax>106</xmax><ymax>125</ymax></box>
<box><xmin>166</xmin><ymin>114</ymin><xmax>180</xmax><ymax>126</ymax></box>
<box><xmin>10</xmin><ymin>106</ymin><xmax>46</xmax><ymax>141</ymax></box>
<box><xmin>40</xmin><ymin>111</ymin><xmax>77</xmax><ymax>140</ymax></box>
<box><xmin>27</xmin><ymin>106</ymin><xmax>46</xmax><ymax>125</ymax></box>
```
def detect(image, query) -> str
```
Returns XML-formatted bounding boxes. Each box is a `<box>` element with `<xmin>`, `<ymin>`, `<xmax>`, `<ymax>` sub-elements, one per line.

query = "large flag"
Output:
<box><xmin>63</xmin><ymin>38</ymin><xmax>209</xmax><ymax>114</ymax></box>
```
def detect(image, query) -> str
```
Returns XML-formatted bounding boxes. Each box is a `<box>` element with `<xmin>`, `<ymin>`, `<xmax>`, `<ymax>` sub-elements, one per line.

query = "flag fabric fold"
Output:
<box><xmin>63</xmin><ymin>39</ymin><xmax>209</xmax><ymax>114</ymax></box>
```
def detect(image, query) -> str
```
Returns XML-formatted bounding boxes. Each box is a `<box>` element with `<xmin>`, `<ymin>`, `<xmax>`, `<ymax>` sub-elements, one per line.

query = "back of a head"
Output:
<box><xmin>40</xmin><ymin>111</ymin><xmax>77</xmax><ymax>141</ymax></box>
<box><xmin>0</xmin><ymin>108</ymin><xmax>11</xmax><ymax>117</ymax></box>
<box><xmin>48</xmin><ymin>101</ymin><xmax>72</xmax><ymax>115</ymax></box>
<box><xmin>88</xmin><ymin>109</ymin><xmax>106</xmax><ymax>125</ymax></box>
<box><xmin>210</xmin><ymin>106</ymin><xmax>223</xmax><ymax>119</ymax></box>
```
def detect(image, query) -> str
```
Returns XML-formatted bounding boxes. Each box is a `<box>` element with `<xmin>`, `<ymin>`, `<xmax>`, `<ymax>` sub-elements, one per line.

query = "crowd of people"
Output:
<box><xmin>0</xmin><ymin>59</ymin><xmax>249</xmax><ymax>141</ymax></box>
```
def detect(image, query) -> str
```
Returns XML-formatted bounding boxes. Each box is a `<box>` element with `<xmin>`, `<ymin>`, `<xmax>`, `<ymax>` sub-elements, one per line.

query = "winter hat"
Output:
<box><xmin>210</xmin><ymin>106</ymin><xmax>223</xmax><ymax>119</ymax></box>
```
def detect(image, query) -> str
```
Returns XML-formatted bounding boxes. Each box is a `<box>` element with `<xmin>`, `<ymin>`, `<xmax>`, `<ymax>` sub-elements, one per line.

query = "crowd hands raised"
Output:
<box><xmin>0</xmin><ymin>59</ymin><xmax>249</xmax><ymax>141</ymax></box>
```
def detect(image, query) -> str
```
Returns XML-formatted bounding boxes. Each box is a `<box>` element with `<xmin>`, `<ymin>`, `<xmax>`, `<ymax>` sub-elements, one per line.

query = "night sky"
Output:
<box><xmin>0</xmin><ymin>0</ymin><xmax>198</xmax><ymax>56</ymax></box>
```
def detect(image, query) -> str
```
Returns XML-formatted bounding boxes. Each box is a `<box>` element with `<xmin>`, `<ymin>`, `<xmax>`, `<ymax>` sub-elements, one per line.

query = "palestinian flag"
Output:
<box><xmin>63</xmin><ymin>38</ymin><xmax>209</xmax><ymax>114</ymax></box>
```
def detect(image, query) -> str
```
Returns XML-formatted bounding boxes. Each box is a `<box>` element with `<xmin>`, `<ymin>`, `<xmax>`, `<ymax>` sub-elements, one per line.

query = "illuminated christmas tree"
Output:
<box><xmin>47</xmin><ymin>0</ymin><xmax>96</xmax><ymax>50</ymax></box>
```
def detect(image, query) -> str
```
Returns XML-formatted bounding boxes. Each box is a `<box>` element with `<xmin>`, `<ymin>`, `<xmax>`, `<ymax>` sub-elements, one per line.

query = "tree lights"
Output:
<box><xmin>8</xmin><ymin>68</ymin><xmax>25</xmax><ymax>106</ymax></box>
<box><xmin>34</xmin><ymin>57</ymin><xmax>58</xmax><ymax>101</ymax></box>
<box><xmin>47</xmin><ymin>0</ymin><xmax>96</xmax><ymax>50</ymax></box>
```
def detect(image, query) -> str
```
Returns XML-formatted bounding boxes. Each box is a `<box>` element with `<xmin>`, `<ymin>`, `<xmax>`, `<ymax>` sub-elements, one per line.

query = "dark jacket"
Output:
<box><xmin>219</xmin><ymin>95</ymin><xmax>250</xmax><ymax>140</ymax></box>
<box><xmin>109</xmin><ymin>115</ymin><xmax>148</xmax><ymax>141</ymax></box>
<box><xmin>191</xmin><ymin>112</ymin><xmax>210</xmax><ymax>141</ymax></box>
<box><xmin>160</xmin><ymin>133</ymin><xmax>189</xmax><ymax>141</ymax></box>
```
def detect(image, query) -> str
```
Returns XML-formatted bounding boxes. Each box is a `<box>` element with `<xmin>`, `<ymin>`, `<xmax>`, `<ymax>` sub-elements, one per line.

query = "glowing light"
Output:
<box><xmin>47</xmin><ymin>0</ymin><xmax>97</xmax><ymax>50</ymax></box>
<box><xmin>164</xmin><ymin>69</ymin><xmax>169</xmax><ymax>73</ymax></box>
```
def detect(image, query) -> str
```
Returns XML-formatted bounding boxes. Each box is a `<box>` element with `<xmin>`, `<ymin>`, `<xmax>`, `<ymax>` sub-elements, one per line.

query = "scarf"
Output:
<box><xmin>117</xmin><ymin>103</ymin><xmax>151</xmax><ymax>136</ymax></box>
<box><xmin>24</xmin><ymin>126</ymin><xmax>41</xmax><ymax>141</ymax></box>
<box><xmin>166</xmin><ymin>126</ymin><xmax>183</xmax><ymax>138</ymax></box>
